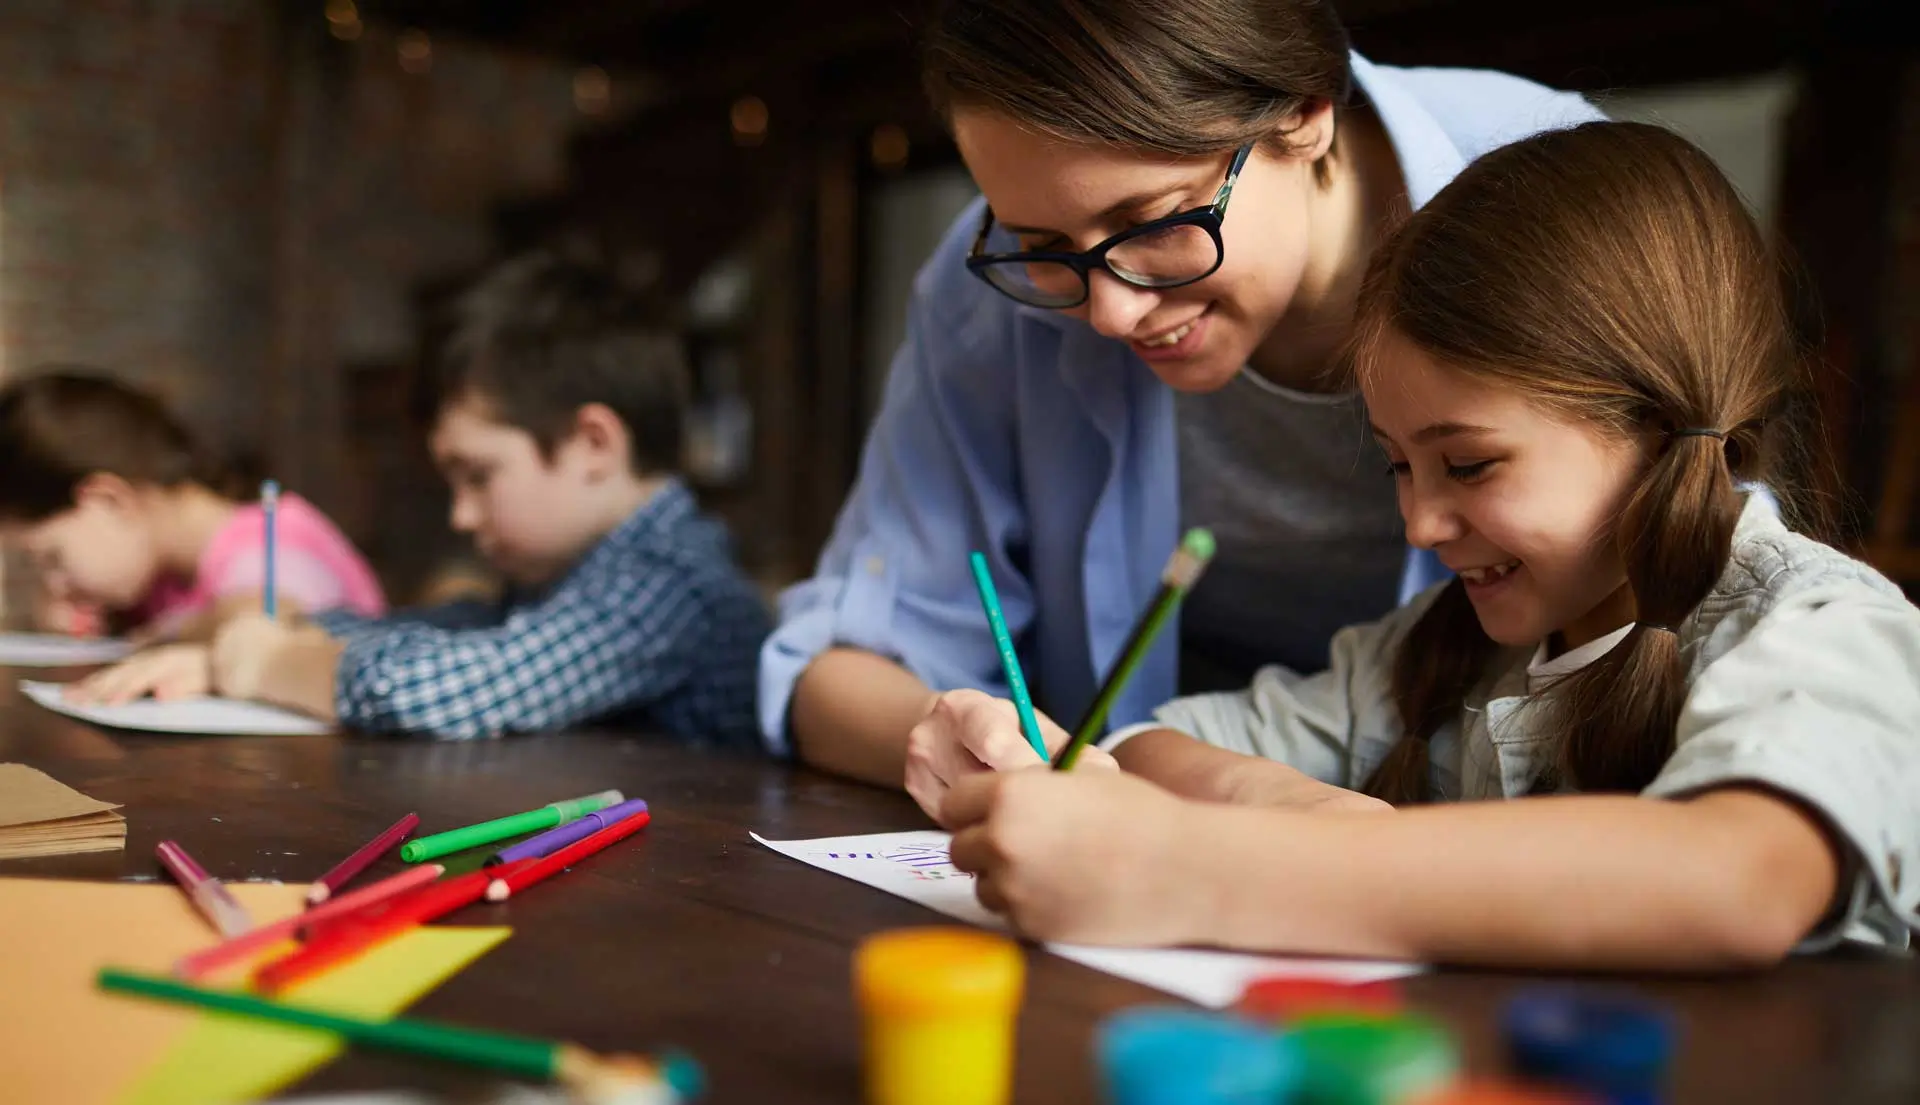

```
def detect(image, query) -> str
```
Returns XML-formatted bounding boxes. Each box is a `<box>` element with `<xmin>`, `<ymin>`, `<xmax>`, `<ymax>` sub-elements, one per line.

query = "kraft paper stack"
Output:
<box><xmin>0</xmin><ymin>763</ymin><xmax>127</xmax><ymax>859</ymax></box>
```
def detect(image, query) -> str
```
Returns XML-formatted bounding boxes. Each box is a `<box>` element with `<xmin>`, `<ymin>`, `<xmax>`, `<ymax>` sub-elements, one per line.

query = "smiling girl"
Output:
<box><xmin>905</xmin><ymin>122</ymin><xmax>1920</xmax><ymax>968</ymax></box>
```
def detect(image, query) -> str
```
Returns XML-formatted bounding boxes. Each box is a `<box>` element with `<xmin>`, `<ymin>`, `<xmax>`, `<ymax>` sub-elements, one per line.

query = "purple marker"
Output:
<box><xmin>486</xmin><ymin>798</ymin><xmax>649</xmax><ymax>866</ymax></box>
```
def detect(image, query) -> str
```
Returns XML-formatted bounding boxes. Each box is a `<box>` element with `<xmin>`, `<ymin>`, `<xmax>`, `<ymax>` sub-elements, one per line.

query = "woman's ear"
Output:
<box><xmin>1287</xmin><ymin>97</ymin><xmax>1337</xmax><ymax>163</ymax></box>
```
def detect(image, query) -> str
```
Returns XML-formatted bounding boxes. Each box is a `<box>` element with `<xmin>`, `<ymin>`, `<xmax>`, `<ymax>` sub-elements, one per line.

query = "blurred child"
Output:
<box><xmin>0</xmin><ymin>370</ymin><xmax>386</xmax><ymax>699</ymax></box>
<box><xmin>902</xmin><ymin>122</ymin><xmax>1920</xmax><ymax>968</ymax></box>
<box><xmin>206</xmin><ymin>247</ymin><xmax>771</xmax><ymax>745</ymax></box>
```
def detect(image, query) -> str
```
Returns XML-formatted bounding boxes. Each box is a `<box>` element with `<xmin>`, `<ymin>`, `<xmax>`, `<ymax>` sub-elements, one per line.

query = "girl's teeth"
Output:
<box><xmin>1463</xmin><ymin>561</ymin><xmax>1521</xmax><ymax>583</ymax></box>
<box><xmin>1142</xmin><ymin>319</ymin><xmax>1197</xmax><ymax>347</ymax></box>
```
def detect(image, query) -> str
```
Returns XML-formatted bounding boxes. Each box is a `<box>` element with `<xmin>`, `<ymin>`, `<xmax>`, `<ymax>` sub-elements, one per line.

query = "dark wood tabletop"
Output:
<box><xmin>3</xmin><ymin>672</ymin><xmax>1916</xmax><ymax>1105</ymax></box>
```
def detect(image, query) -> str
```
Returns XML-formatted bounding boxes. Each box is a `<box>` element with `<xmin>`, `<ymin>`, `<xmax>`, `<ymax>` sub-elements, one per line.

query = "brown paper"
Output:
<box><xmin>0</xmin><ymin>763</ymin><xmax>126</xmax><ymax>859</ymax></box>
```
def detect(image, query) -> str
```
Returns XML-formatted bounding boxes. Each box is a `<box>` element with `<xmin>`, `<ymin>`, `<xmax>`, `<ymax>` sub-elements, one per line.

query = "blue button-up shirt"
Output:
<box><xmin>759</xmin><ymin>55</ymin><xmax>1604</xmax><ymax>756</ymax></box>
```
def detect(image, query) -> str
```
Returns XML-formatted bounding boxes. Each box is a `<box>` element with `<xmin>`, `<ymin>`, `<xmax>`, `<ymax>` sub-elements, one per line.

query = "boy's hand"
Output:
<box><xmin>904</xmin><ymin>689</ymin><xmax>1116</xmax><ymax>827</ymax></box>
<box><xmin>944</xmin><ymin>768</ymin><xmax>1206</xmax><ymax>946</ymax></box>
<box><xmin>209</xmin><ymin>614</ymin><xmax>342</xmax><ymax>720</ymax></box>
<box><xmin>209</xmin><ymin>614</ymin><xmax>310</xmax><ymax>701</ymax></box>
<box><xmin>66</xmin><ymin>644</ymin><xmax>212</xmax><ymax>705</ymax></box>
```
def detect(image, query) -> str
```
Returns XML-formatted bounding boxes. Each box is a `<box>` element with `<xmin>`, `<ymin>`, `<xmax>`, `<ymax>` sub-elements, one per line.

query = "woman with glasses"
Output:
<box><xmin>761</xmin><ymin>0</ymin><xmax>1603</xmax><ymax>783</ymax></box>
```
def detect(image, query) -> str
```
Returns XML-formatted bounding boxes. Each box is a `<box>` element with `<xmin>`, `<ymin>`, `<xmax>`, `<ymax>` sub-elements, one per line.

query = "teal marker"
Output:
<box><xmin>1055</xmin><ymin>528</ymin><xmax>1215</xmax><ymax>771</ymax></box>
<box><xmin>400</xmin><ymin>790</ymin><xmax>624</xmax><ymax>863</ymax></box>
<box><xmin>968</xmin><ymin>551</ymin><xmax>1050</xmax><ymax>762</ymax></box>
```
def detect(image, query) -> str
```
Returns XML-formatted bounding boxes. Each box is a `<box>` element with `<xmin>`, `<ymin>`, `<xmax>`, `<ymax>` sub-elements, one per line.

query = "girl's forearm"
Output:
<box><xmin>1116</xmin><ymin>728</ymin><xmax>1358</xmax><ymax>807</ymax></box>
<box><xmin>1183</xmin><ymin>788</ymin><xmax>1839</xmax><ymax>970</ymax></box>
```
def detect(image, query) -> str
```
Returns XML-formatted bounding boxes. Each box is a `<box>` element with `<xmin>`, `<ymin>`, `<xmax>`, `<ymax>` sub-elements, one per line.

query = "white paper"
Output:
<box><xmin>19</xmin><ymin>680</ymin><xmax>332</xmax><ymax>736</ymax></box>
<box><xmin>753</xmin><ymin>829</ymin><xmax>1419</xmax><ymax>1008</ymax></box>
<box><xmin>0</xmin><ymin>633</ymin><xmax>136</xmax><ymax>667</ymax></box>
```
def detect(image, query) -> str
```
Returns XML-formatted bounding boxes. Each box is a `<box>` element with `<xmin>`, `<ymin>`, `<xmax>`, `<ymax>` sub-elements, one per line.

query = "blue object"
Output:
<box><xmin>756</xmin><ymin>54</ymin><xmax>1607</xmax><ymax>756</ymax></box>
<box><xmin>1099</xmin><ymin>1006</ymin><xmax>1296</xmax><ymax>1105</ymax></box>
<box><xmin>968</xmin><ymin>551</ymin><xmax>1051</xmax><ymax>760</ymax></box>
<box><xmin>261</xmin><ymin>479</ymin><xmax>279</xmax><ymax>621</ymax></box>
<box><xmin>659</xmin><ymin>1049</ymin><xmax>706</xmax><ymax>1099</ymax></box>
<box><xmin>1504</xmin><ymin>989</ymin><xmax>1677</xmax><ymax>1105</ymax></box>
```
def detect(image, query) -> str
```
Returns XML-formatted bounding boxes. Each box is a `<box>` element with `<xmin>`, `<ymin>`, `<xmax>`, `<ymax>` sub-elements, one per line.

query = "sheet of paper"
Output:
<box><xmin>0</xmin><ymin>762</ymin><xmax>122</xmax><ymax>826</ymax></box>
<box><xmin>0</xmin><ymin>763</ymin><xmax>126</xmax><ymax>859</ymax></box>
<box><xmin>753</xmin><ymin>830</ymin><xmax>1420</xmax><ymax>1008</ymax></box>
<box><xmin>21</xmin><ymin>680</ymin><xmax>332</xmax><ymax>736</ymax></box>
<box><xmin>0</xmin><ymin>632</ymin><xmax>136</xmax><ymax>667</ymax></box>
<box><xmin>120</xmin><ymin>926</ymin><xmax>512</xmax><ymax>1105</ymax></box>
<box><xmin>0</xmin><ymin>878</ymin><xmax>313</xmax><ymax>1105</ymax></box>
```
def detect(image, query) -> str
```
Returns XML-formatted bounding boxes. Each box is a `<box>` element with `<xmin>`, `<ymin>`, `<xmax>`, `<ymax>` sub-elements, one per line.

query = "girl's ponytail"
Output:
<box><xmin>1547</xmin><ymin>424</ymin><xmax>1744</xmax><ymax>791</ymax></box>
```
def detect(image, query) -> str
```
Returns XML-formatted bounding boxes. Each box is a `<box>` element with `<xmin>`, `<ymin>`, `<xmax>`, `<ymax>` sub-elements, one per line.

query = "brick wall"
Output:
<box><xmin>0</xmin><ymin>0</ymin><xmax>278</xmax><ymax>431</ymax></box>
<box><xmin>0</xmin><ymin>2</ymin><xmax>592</xmax><ymax>605</ymax></box>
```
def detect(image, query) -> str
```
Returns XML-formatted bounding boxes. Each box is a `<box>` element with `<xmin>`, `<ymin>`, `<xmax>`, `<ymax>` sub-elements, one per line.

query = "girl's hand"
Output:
<box><xmin>66</xmin><ymin>644</ymin><xmax>211</xmax><ymax>705</ymax></box>
<box><xmin>944</xmin><ymin>768</ymin><xmax>1206</xmax><ymax>946</ymax></box>
<box><xmin>904</xmin><ymin>689</ymin><xmax>1116</xmax><ymax>827</ymax></box>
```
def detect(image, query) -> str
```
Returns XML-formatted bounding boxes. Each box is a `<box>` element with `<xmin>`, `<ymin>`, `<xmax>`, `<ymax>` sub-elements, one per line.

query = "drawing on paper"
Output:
<box><xmin>807</xmin><ymin>838</ymin><xmax>974</xmax><ymax>881</ymax></box>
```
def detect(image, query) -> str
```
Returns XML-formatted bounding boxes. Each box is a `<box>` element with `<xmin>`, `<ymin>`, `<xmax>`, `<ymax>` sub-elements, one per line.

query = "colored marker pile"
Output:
<box><xmin>105</xmin><ymin>788</ymin><xmax>677</xmax><ymax>1101</ymax></box>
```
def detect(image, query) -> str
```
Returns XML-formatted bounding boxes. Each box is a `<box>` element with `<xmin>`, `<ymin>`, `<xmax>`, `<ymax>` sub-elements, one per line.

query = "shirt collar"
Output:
<box><xmin>1525</xmin><ymin>623</ymin><xmax>1634</xmax><ymax>693</ymax></box>
<box><xmin>605</xmin><ymin>477</ymin><xmax>695</xmax><ymax>549</ymax></box>
<box><xmin>1346</xmin><ymin>53</ymin><xmax>1467</xmax><ymax>211</ymax></box>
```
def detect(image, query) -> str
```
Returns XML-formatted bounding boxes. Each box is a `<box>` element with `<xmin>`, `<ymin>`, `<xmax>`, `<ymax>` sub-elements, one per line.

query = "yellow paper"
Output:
<box><xmin>0</xmin><ymin>878</ymin><xmax>311</xmax><ymax>1105</ymax></box>
<box><xmin>120</xmin><ymin>925</ymin><xmax>512</xmax><ymax>1105</ymax></box>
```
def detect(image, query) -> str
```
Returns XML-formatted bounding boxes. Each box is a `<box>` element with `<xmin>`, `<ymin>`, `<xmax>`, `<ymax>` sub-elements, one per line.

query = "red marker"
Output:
<box><xmin>484</xmin><ymin>807</ymin><xmax>651</xmax><ymax>902</ymax></box>
<box><xmin>253</xmin><ymin>867</ymin><xmax>505</xmax><ymax>993</ymax></box>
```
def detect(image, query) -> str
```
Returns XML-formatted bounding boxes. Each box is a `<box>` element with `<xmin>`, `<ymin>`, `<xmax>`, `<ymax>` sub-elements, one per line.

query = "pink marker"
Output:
<box><xmin>156</xmin><ymin>840</ymin><xmax>253</xmax><ymax>939</ymax></box>
<box><xmin>308</xmin><ymin>812</ymin><xmax>419</xmax><ymax>904</ymax></box>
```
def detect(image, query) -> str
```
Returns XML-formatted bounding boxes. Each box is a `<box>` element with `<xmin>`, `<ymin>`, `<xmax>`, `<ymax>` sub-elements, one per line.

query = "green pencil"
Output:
<box><xmin>98</xmin><ymin>967</ymin><xmax>703</xmax><ymax>1103</ymax></box>
<box><xmin>969</xmin><ymin>551</ymin><xmax>1051</xmax><ymax>761</ymax></box>
<box><xmin>400</xmin><ymin>789</ymin><xmax>623</xmax><ymax>863</ymax></box>
<box><xmin>1054</xmin><ymin>528</ymin><xmax>1216</xmax><ymax>771</ymax></box>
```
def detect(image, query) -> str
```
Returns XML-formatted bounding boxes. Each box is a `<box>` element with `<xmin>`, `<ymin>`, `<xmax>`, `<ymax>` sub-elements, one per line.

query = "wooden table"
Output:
<box><xmin>3</xmin><ymin>674</ymin><xmax>1916</xmax><ymax>1105</ymax></box>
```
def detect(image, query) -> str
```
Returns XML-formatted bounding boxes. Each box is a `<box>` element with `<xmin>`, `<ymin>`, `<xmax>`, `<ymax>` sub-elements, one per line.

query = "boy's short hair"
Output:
<box><xmin>0</xmin><ymin>369</ymin><xmax>221</xmax><ymax>524</ymax></box>
<box><xmin>438</xmin><ymin>246</ymin><xmax>688</xmax><ymax>475</ymax></box>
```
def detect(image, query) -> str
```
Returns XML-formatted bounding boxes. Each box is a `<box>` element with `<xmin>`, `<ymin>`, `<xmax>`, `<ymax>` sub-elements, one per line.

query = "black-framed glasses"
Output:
<box><xmin>965</xmin><ymin>142</ymin><xmax>1255</xmax><ymax>309</ymax></box>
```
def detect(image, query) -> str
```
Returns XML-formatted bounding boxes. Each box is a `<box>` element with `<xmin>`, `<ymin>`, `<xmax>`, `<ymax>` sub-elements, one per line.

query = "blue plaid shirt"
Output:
<box><xmin>315</xmin><ymin>480</ymin><xmax>769</xmax><ymax>746</ymax></box>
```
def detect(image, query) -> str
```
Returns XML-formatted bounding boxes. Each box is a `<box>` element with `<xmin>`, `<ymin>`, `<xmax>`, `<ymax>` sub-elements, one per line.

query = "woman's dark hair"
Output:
<box><xmin>923</xmin><ymin>0</ymin><xmax>1351</xmax><ymax>165</ymax></box>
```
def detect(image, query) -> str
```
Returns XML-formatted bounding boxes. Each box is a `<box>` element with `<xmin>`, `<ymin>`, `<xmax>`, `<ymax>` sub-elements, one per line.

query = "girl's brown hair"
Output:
<box><xmin>1350</xmin><ymin>121</ymin><xmax>1820</xmax><ymax>802</ymax></box>
<box><xmin>922</xmin><ymin>0</ymin><xmax>1350</xmax><ymax>162</ymax></box>
<box><xmin>0</xmin><ymin>369</ymin><xmax>230</xmax><ymax>524</ymax></box>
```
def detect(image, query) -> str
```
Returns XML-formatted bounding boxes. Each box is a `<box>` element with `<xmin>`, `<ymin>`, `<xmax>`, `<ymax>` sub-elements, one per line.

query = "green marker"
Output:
<box><xmin>1053</xmin><ymin>528</ymin><xmax>1215</xmax><ymax>771</ymax></box>
<box><xmin>98</xmin><ymin>968</ymin><xmax>705</xmax><ymax>1099</ymax></box>
<box><xmin>400</xmin><ymin>790</ymin><xmax>623</xmax><ymax>863</ymax></box>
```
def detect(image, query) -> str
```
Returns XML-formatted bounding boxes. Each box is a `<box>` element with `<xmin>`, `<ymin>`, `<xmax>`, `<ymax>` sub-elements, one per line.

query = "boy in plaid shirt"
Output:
<box><xmin>207</xmin><ymin>249</ymin><xmax>770</xmax><ymax>745</ymax></box>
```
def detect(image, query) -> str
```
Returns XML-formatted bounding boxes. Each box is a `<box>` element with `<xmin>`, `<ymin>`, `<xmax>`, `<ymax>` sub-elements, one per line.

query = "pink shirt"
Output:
<box><xmin>137</xmin><ymin>494</ymin><xmax>387</xmax><ymax>631</ymax></box>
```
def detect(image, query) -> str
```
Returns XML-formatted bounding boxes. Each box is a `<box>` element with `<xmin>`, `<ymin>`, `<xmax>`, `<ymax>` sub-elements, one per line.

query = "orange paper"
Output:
<box><xmin>0</xmin><ymin>877</ymin><xmax>309</xmax><ymax>1105</ymax></box>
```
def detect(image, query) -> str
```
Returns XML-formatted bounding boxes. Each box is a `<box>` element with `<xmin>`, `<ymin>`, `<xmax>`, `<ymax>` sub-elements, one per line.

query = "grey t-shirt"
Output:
<box><xmin>1177</xmin><ymin>369</ymin><xmax>1406</xmax><ymax>692</ymax></box>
